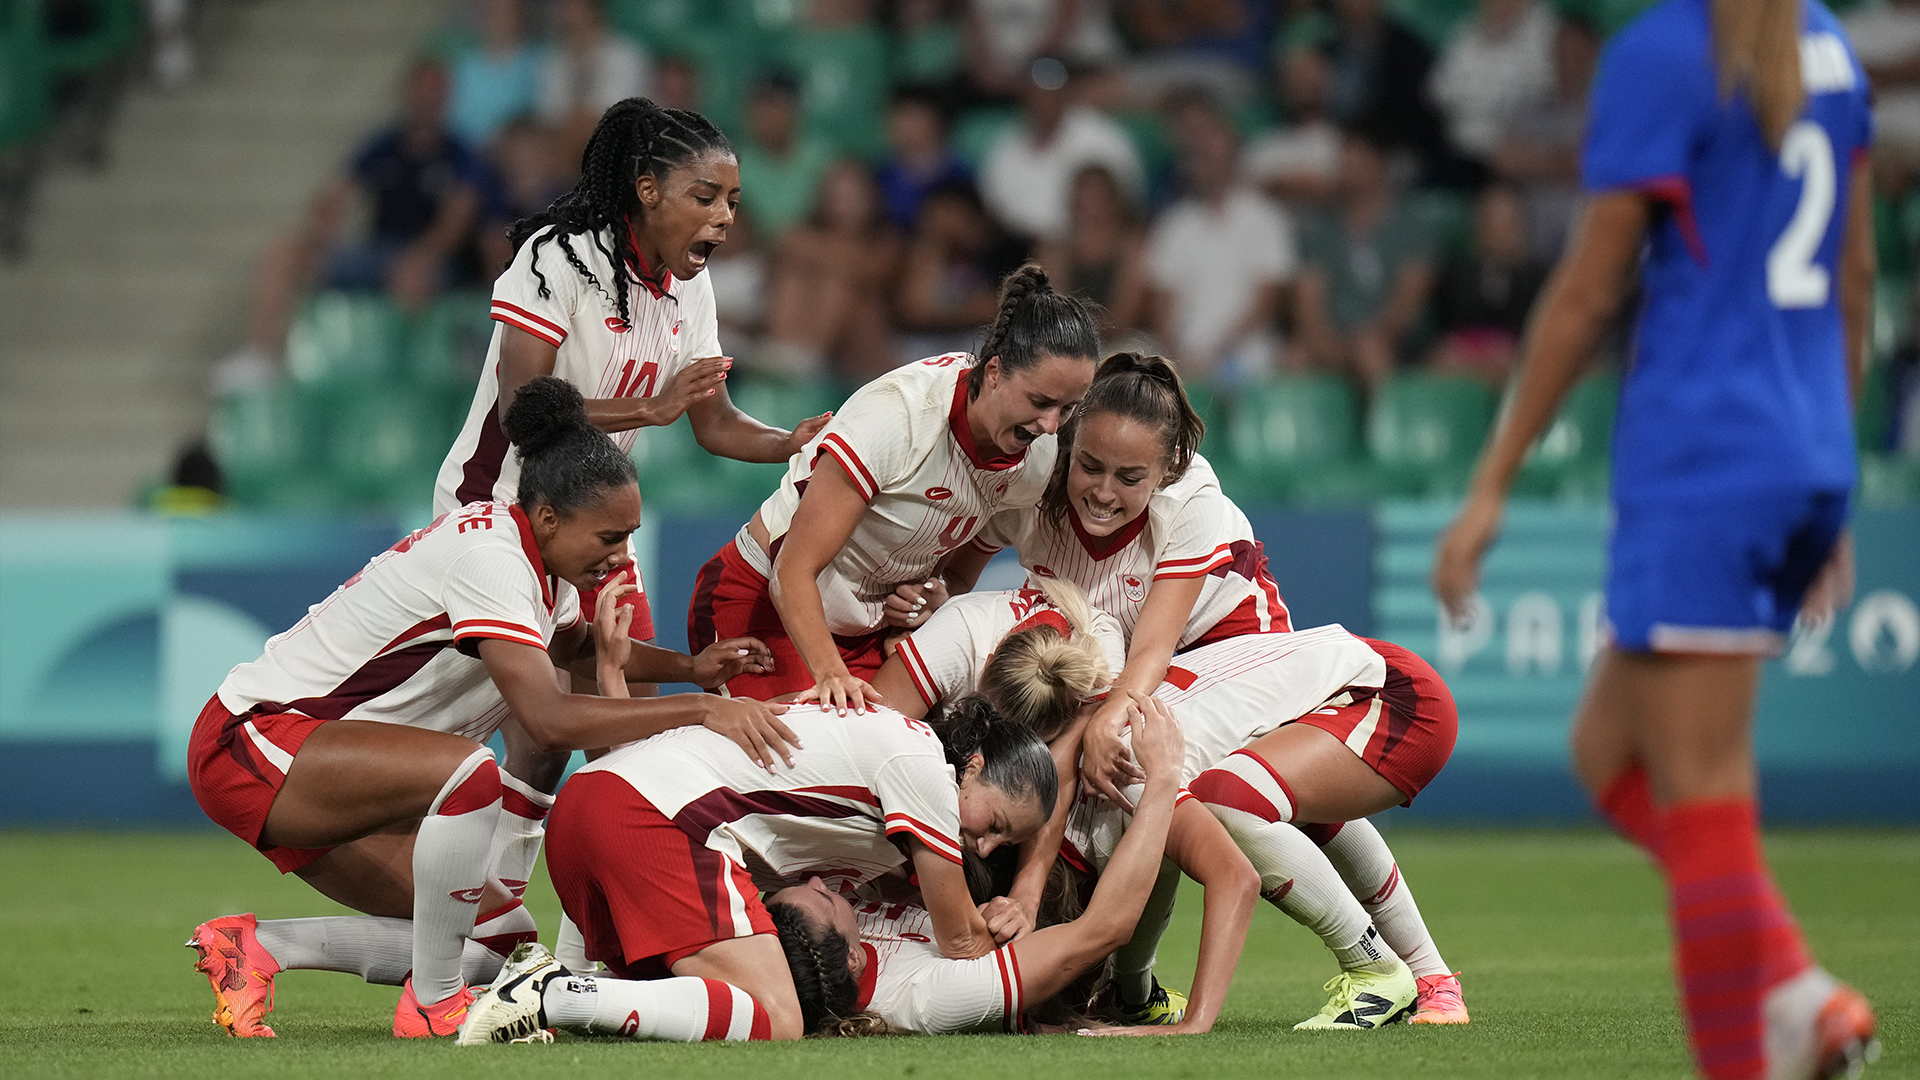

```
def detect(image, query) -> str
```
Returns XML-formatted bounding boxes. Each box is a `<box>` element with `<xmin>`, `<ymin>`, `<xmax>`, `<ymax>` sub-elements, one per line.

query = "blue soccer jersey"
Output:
<box><xmin>1582</xmin><ymin>0</ymin><xmax>1873</xmax><ymax>503</ymax></box>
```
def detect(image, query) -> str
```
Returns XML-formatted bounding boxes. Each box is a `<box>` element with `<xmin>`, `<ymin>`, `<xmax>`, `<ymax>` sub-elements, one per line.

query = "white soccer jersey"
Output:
<box><xmin>575</xmin><ymin>704</ymin><xmax>965</xmax><ymax>892</ymax></box>
<box><xmin>216</xmin><ymin>501</ymin><xmax>582</xmax><ymax>741</ymax></box>
<box><xmin>891</xmin><ymin>588</ymin><xmax>1126</xmax><ymax>711</ymax></box>
<box><xmin>974</xmin><ymin>455</ymin><xmax>1290</xmax><ymax>650</ymax></box>
<box><xmin>741</xmin><ymin>355</ymin><xmax>1057</xmax><ymax>636</ymax></box>
<box><xmin>434</xmin><ymin>224</ymin><xmax>722</xmax><ymax>512</ymax></box>
<box><xmin>1060</xmin><ymin>625</ymin><xmax>1385</xmax><ymax>872</ymax></box>
<box><xmin>850</xmin><ymin>899</ymin><xmax>1025</xmax><ymax>1034</ymax></box>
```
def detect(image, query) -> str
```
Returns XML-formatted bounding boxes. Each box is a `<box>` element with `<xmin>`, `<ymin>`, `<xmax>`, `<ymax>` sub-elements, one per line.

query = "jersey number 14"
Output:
<box><xmin>1766</xmin><ymin>120</ymin><xmax>1835</xmax><ymax>310</ymax></box>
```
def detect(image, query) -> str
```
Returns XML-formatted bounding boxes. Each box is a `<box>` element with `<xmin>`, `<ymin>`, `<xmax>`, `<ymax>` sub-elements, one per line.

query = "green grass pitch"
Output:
<box><xmin>1</xmin><ymin>828</ymin><xmax>1913</xmax><ymax>1079</ymax></box>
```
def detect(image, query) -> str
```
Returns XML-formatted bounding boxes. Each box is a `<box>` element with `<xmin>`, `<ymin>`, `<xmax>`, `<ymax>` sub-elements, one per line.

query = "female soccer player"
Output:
<box><xmin>186</xmin><ymin>379</ymin><xmax>791</xmax><ymax>1038</ymax></box>
<box><xmin>456</xmin><ymin>695</ymin><xmax>1058</xmax><ymax>1043</ymax></box>
<box><xmin>1432</xmin><ymin>2</ymin><xmax>1879</xmax><ymax>1076</ymax></box>
<box><xmin>434</xmin><ymin>97</ymin><xmax>831</xmax><ymax>642</ymax></box>
<box><xmin>687</xmin><ymin>264</ymin><xmax>1101</xmax><ymax>707</ymax></box>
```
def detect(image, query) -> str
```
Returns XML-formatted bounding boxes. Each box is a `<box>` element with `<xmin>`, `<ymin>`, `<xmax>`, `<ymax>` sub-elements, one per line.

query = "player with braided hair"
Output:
<box><xmin>688</xmin><ymin>263</ymin><xmax>1101</xmax><ymax>706</ymax></box>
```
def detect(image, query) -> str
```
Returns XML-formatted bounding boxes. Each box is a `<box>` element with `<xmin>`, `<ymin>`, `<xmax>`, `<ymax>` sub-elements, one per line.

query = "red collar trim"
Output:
<box><xmin>947</xmin><ymin>370</ymin><xmax>1027</xmax><ymax>472</ymax></box>
<box><xmin>625</xmin><ymin>224</ymin><xmax>672</xmax><ymax>300</ymax></box>
<box><xmin>855</xmin><ymin>942</ymin><xmax>880</xmax><ymax>1009</ymax></box>
<box><xmin>1067</xmin><ymin>501</ymin><xmax>1149</xmax><ymax>561</ymax></box>
<box><xmin>509</xmin><ymin>504</ymin><xmax>556</xmax><ymax>611</ymax></box>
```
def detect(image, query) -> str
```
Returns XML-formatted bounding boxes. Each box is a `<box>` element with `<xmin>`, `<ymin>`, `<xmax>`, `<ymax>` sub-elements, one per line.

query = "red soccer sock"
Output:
<box><xmin>1597</xmin><ymin>762</ymin><xmax>1663</xmax><ymax>858</ymax></box>
<box><xmin>1661</xmin><ymin>799</ymin><xmax>1814</xmax><ymax>1080</ymax></box>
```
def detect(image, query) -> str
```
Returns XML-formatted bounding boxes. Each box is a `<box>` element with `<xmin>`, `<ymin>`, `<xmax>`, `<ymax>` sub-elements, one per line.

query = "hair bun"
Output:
<box><xmin>503</xmin><ymin>376</ymin><xmax>592</xmax><ymax>455</ymax></box>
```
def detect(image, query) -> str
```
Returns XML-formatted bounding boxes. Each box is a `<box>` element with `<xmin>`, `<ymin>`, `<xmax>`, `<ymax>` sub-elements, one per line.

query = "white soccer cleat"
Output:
<box><xmin>1293</xmin><ymin>959</ymin><xmax>1417</xmax><ymax>1031</ymax></box>
<box><xmin>1765</xmin><ymin>968</ymin><xmax>1880</xmax><ymax>1080</ymax></box>
<box><xmin>456</xmin><ymin>942</ymin><xmax>566</xmax><ymax>1046</ymax></box>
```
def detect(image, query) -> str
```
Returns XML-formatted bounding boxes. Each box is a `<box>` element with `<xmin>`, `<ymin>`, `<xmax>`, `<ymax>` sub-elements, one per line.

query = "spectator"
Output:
<box><xmin>1428</xmin><ymin>183</ymin><xmax>1547</xmax><ymax>387</ymax></box>
<box><xmin>894</xmin><ymin>179</ymin><xmax>1029</xmax><ymax>359</ymax></box>
<box><xmin>537</xmin><ymin>0</ymin><xmax>652</xmax><ymax>167</ymax></box>
<box><xmin>1293</xmin><ymin>125</ymin><xmax>1436</xmax><ymax>392</ymax></box>
<box><xmin>964</xmin><ymin>0</ymin><xmax>1126</xmax><ymax>100</ymax></box>
<box><xmin>1116</xmin><ymin>0</ymin><xmax>1274</xmax><ymax>106</ymax></box>
<box><xmin>1844</xmin><ymin>0</ymin><xmax>1920</xmax><ymax>158</ymax></box>
<box><xmin>653</xmin><ymin>53</ymin><xmax>702</xmax><ymax>113</ymax></box>
<box><xmin>1428</xmin><ymin>0</ymin><xmax>1555</xmax><ymax>170</ymax></box>
<box><xmin>1489</xmin><ymin>14</ymin><xmax>1599</xmax><ymax>262</ymax></box>
<box><xmin>479</xmin><ymin>118</ymin><xmax>570</xmax><ymax>273</ymax></box>
<box><xmin>735</xmin><ymin>71</ymin><xmax>837</xmax><ymax>240</ymax></box>
<box><xmin>1035</xmin><ymin>165</ymin><xmax>1149</xmax><ymax>338</ymax></box>
<box><xmin>708</xmin><ymin>205</ymin><xmax>771</xmax><ymax>353</ymax></box>
<box><xmin>979</xmin><ymin>58</ymin><xmax>1143</xmax><ymax>242</ymax></box>
<box><xmin>210</xmin><ymin>61</ymin><xmax>488</xmax><ymax>392</ymax></box>
<box><xmin>1320</xmin><ymin>0</ymin><xmax>1448</xmax><ymax>182</ymax></box>
<box><xmin>1244</xmin><ymin>46</ymin><xmax>1342</xmax><ymax>207</ymax></box>
<box><xmin>1143</xmin><ymin>95</ymin><xmax>1296</xmax><ymax>384</ymax></box>
<box><xmin>875</xmin><ymin>88</ymin><xmax>972</xmax><ymax>232</ymax></box>
<box><xmin>889</xmin><ymin>0</ymin><xmax>968</xmax><ymax>104</ymax></box>
<box><xmin>762</xmin><ymin>159</ymin><xmax>904</xmax><ymax>381</ymax></box>
<box><xmin>447</xmin><ymin>0</ymin><xmax>540</xmax><ymax>148</ymax></box>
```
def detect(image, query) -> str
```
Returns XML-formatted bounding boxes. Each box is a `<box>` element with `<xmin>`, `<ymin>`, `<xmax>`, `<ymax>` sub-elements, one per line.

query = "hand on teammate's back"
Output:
<box><xmin>781</xmin><ymin>411</ymin><xmax>833</xmax><ymax>458</ymax></box>
<box><xmin>880</xmin><ymin>578</ymin><xmax>951</xmax><ymax>629</ymax></box>
<box><xmin>642</xmin><ymin>355</ymin><xmax>731</xmax><ymax>426</ymax></box>
<box><xmin>1079</xmin><ymin>695</ymin><xmax>1147</xmax><ymax>811</ymax></box>
<box><xmin>687</xmin><ymin>636</ymin><xmax>776</xmax><ymax>688</ymax></box>
<box><xmin>700</xmin><ymin>696</ymin><xmax>800</xmax><ymax>772</ymax></box>
<box><xmin>796</xmin><ymin>670</ymin><xmax>884</xmax><ymax>716</ymax></box>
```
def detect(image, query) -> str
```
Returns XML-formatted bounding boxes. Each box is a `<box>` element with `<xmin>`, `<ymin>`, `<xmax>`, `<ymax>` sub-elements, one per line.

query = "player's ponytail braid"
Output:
<box><xmin>978</xmin><ymin>577</ymin><xmax>1113</xmax><ymax>740</ymax></box>
<box><xmin>506</xmin><ymin>97</ymin><xmax>732</xmax><ymax>328</ymax></box>
<box><xmin>968</xmin><ymin>262</ymin><xmax>1103</xmax><ymax>397</ymax></box>
<box><xmin>765</xmin><ymin>901</ymin><xmax>889</xmax><ymax>1037</ymax></box>
<box><xmin>502</xmin><ymin>376</ymin><xmax>638</xmax><ymax>515</ymax></box>
<box><xmin>1041</xmin><ymin>351</ymin><xmax>1206</xmax><ymax>526</ymax></box>
<box><xmin>928</xmin><ymin>694</ymin><xmax>1059</xmax><ymax>819</ymax></box>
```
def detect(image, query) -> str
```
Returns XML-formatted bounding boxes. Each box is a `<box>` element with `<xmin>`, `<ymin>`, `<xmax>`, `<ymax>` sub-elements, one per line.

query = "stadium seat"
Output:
<box><xmin>774</xmin><ymin>25</ymin><xmax>888</xmax><ymax>157</ymax></box>
<box><xmin>606</xmin><ymin>0</ymin><xmax>720</xmax><ymax>54</ymax></box>
<box><xmin>705</xmin><ymin>377</ymin><xmax>847</xmax><ymax>506</ymax></box>
<box><xmin>285</xmin><ymin>292</ymin><xmax>405</xmax><ymax>384</ymax></box>
<box><xmin>949</xmin><ymin>108</ymin><xmax>1019</xmax><ymax>171</ymax></box>
<box><xmin>1515</xmin><ymin>368</ymin><xmax>1617</xmax><ymax>500</ymax></box>
<box><xmin>1366</xmin><ymin>373</ymin><xmax>1498</xmax><ymax>497</ymax></box>
<box><xmin>313</xmin><ymin>380</ymin><xmax>452</xmax><ymax>507</ymax></box>
<box><xmin>207</xmin><ymin>381</ymin><xmax>315</xmax><ymax>508</ymax></box>
<box><xmin>630</xmin><ymin>411</ymin><xmax>721</xmax><ymax>513</ymax></box>
<box><xmin>1218</xmin><ymin>374</ymin><xmax>1372</xmax><ymax>503</ymax></box>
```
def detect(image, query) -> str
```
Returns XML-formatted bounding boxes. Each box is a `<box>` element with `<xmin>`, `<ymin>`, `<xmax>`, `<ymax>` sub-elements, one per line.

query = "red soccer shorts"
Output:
<box><xmin>545</xmin><ymin>770</ymin><xmax>775</xmax><ymax>979</ymax></box>
<box><xmin>186</xmin><ymin>695</ymin><xmax>334</xmax><ymax>873</ymax></box>
<box><xmin>686</xmin><ymin>540</ymin><xmax>887</xmax><ymax>699</ymax></box>
<box><xmin>1288</xmin><ymin>639</ymin><xmax>1459</xmax><ymax>804</ymax></box>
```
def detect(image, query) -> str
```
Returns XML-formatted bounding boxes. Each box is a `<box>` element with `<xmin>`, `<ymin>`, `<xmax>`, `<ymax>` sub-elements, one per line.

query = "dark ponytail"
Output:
<box><xmin>969</xmin><ymin>263</ymin><xmax>1102</xmax><ymax>398</ymax></box>
<box><xmin>1041</xmin><ymin>351</ymin><xmax>1206</xmax><ymax>525</ymax></box>
<box><xmin>502</xmin><ymin>376</ymin><xmax>638</xmax><ymax>515</ymax></box>
<box><xmin>928</xmin><ymin>694</ymin><xmax>1059</xmax><ymax>819</ymax></box>
<box><xmin>508</xmin><ymin>97</ymin><xmax>733</xmax><ymax>328</ymax></box>
<box><xmin>766</xmin><ymin>901</ymin><xmax>889</xmax><ymax>1038</ymax></box>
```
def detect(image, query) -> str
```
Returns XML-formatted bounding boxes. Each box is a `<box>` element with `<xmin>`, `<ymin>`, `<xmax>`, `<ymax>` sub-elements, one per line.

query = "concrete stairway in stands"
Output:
<box><xmin>0</xmin><ymin>0</ymin><xmax>445</xmax><ymax>507</ymax></box>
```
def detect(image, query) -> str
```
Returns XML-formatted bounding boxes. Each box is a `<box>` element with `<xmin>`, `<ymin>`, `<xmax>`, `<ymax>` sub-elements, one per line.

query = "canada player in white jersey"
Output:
<box><xmin>688</xmin><ymin>264</ymin><xmax>1101</xmax><ymax>706</ymax></box>
<box><xmin>435</xmin><ymin>99</ymin><xmax>829</xmax><ymax>643</ymax></box>
<box><xmin>186</xmin><ymin>380</ymin><xmax>791</xmax><ymax>1040</ymax></box>
<box><xmin>457</xmin><ymin>697</ymin><xmax>1060</xmax><ymax>1044</ymax></box>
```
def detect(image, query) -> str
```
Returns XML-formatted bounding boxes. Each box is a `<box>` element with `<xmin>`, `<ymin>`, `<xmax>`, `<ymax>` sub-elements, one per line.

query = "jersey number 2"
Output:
<box><xmin>1766</xmin><ymin>120</ymin><xmax>1835</xmax><ymax>309</ymax></box>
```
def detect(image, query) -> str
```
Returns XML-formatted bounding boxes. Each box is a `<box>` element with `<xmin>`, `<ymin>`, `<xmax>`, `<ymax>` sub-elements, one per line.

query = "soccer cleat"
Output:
<box><xmin>1111</xmin><ymin>976</ymin><xmax>1189</xmax><ymax>1026</ymax></box>
<box><xmin>186</xmin><ymin>913</ymin><xmax>280</xmax><ymax>1038</ymax></box>
<box><xmin>456</xmin><ymin>942</ymin><xmax>568</xmax><ymax>1046</ymax></box>
<box><xmin>1293</xmin><ymin>959</ymin><xmax>1417</xmax><ymax>1031</ymax></box>
<box><xmin>1765</xmin><ymin>969</ymin><xmax>1880</xmax><ymax>1080</ymax></box>
<box><xmin>393</xmin><ymin>978</ymin><xmax>477</xmax><ymax>1038</ymax></box>
<box><xmin>1410</xmin><ymin>972</ymin><xmax>1470</xmax><ymax>1025</ymax></box>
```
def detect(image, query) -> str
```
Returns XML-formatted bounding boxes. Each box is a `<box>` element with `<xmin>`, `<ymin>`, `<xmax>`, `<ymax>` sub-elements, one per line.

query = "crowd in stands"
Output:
<box><xmin>211</xmin><ymin>0</ymin><xmax>1920</xmax><ymax>457</ymax></box>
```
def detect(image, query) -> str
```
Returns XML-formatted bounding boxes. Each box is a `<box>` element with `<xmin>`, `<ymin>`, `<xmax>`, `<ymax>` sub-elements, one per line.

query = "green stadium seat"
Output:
<box><xmin>1366</xmin><ymin>373</ymin><xmax>1498</xmax><ymax>497</ymax></box>
<box><xmin>776</xmin><ymin>26</ymin><xmax>889</xmax><ymax>158</ymax></box>
<box><xmin>706</xmin><ymin>377</ymin><xmax>847</xmax><ymax>507</ymax></box>
<box><xmin>1516</xmin><ymin>369</ymin><xmax>1617</xmax><ymax>500</ymax></box>
<box><xmin>41</xmin><ymin>0</ymin><xmax>140</xmax><ymax>78</ymax></box>
<box><xmin>285</xmin><ymin>292</ymin><xmax>405</xmax><ymax>384</ymax></box>
<box><xmin>607</xmin><ymin>0</ymin><xmax>721</xmax><ymax>53</ymax></box>
<box><xmin>313</xmin><ymin>380</ymin><xmax>451</xmax><ymax>507</ymax></box>
<box><xmin>1859</xmin><ymin>453</ymin><xmax>1920</xmax><ymax>507</ymax></box>
<box><xmin>949</xmin><ymin>108</ymin><xmax>1019</xmax><ymax>171</ymax></box>
<box><xmin>630</xmin><ymin>415</ymin><xmax>722</xmax><ymax>513</ymax></box>
<box><xmin>207</xmin><ymin>381</ymin><xmax>315</xmax><ymax>508</ymax></box>
<box><xmin>1218</xmin><ymin>374</ymin><xmax>1372</xmax><ymax>503</ymax></box>
<box><xmin>0</xmin><ymin>6</ymin><xmax>52</xmax><ymax>154</ymax></box>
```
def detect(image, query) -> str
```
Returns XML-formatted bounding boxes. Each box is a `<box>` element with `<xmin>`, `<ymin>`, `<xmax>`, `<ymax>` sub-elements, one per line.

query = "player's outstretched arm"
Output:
<box><xmin>911</xmin><ymin>840</ymin><xmax>1000</xmax><ymax>960</ymax></box>
<box><xmin>687</xmin><ymin>377</ymin><xmax>831</xmax><ymax>463</ymax></box>
<box><xmin>1433</xmin><ymin>191</ymin><xmax>1648</xmax><ymax>622</ymax></box>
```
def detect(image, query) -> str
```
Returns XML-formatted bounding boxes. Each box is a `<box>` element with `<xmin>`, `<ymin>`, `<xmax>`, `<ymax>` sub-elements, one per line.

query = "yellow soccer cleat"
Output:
<box><xmin>1293</xmin><ymin>960</ymin><xmax>1417</xmax><ymax>1031</ymax></box>
<box><xmin>1111</xmin><ymin>976</ymin><xmax>1189</xmax><ymax>1026</ymax></box>
<box><xmin>187</xmin><ymin>913</ymin><xmax>279</xmax><ymax>1038</ymax></box>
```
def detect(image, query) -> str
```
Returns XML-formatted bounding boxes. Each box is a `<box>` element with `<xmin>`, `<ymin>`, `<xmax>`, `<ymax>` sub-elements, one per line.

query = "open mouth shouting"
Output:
<box><xmin>687</xmin><ymin>239</ymin><xmax>718</xmax><ymax>270</ymax></box>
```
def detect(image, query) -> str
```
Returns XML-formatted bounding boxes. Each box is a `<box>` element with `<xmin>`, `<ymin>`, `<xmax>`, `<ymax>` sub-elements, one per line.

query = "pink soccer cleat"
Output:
<box><xmin>187</xmin><ymin>913</ymin><xmax>280</xmax><ymax>1038</ymax></box>
<box><xmin>393</xmin><ymin>978</ymin><xmax>477</xmax><ymax>1038</ymax></box>
<box><xmin>1410</xmin><ymin>972</ymin><xmax>1470</xmax><ymax>1025</ymax></box>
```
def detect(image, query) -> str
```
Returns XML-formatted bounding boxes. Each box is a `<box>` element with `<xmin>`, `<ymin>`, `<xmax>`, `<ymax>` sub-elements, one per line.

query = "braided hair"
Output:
<box><xmin>1041</xmin><ymin>351</ymin><xmax>1206</xmax><ymax>526</ymax></box>
<box><xmin>502</xmin><ymin>376</ymin><xmax>638</xmax><ymax>515</ymax></box>
<box><xmin>968</xmin><ymin>263</ymin><xmax>1102</xmax><ymax>398</ymax></box>
<box><xmin>766</xmin><ymin>901</ymin><xmax>889</xmax><ymax>1037</ymax></box>
<box><xmin>507</xmin><ymin>97</ymin><xmax>733</xmax><ymax>329</ymax></box>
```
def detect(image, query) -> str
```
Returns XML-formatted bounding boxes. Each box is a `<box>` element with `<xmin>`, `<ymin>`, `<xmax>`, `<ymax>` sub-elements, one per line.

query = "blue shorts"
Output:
<box><xmin>1606</xmin><ymin>489</ymin><xmax>1849</xmax><ymax>655</ymax></box>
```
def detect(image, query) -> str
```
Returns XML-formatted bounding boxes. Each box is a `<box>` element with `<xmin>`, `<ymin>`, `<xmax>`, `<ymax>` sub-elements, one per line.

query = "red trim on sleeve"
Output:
<box><xmin>453</xmin><ymin>628</ymin><xmax>547</xmax><ymax>649</ymax></box>
<box><xmin>1154</xmin><ymin>544</ymin><xmax>1234</xmax><ymax>580</ymax></box>
<box><xmin>490</xmin><ymin>300</ymin><xmax>567</xmax><ymax>346</ymax></box>
<box><xmin>818</xmin><ymin>433</ymin><xmax>878</xmax><ymax>501</ymax></box>
<box><xmin>885</xmin><ymin>813</ymin><xmax>963</xmax><ymax>864</ymax></box>
<box><xmin>378</xmin><ymin>613</ymin><xmax>452</xmax><ymax>655</ymax></box>
<box><xmin>895</xmin><ymin>638</ymin><xmax>941</xmax><ymax>708</ymax></box>
<box><xmin>1636</xmin><ymin>176</ymin><xmax>1708</xmax><ymax>267</ymax></box>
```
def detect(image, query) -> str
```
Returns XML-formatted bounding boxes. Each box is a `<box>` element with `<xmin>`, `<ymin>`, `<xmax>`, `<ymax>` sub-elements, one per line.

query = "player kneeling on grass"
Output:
<box><xmin>185</xmin><ymin>377</ymin><xmax>790</xmax><ymax>1039</ymax></box>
